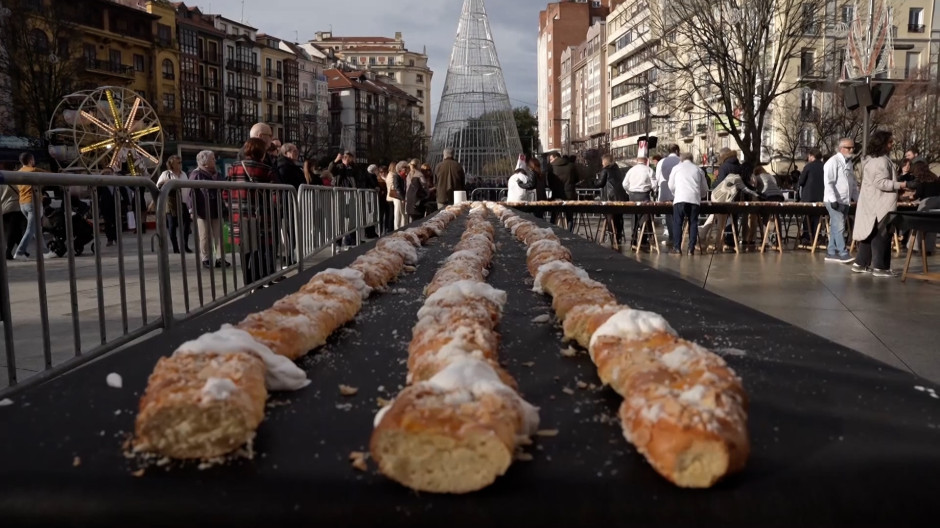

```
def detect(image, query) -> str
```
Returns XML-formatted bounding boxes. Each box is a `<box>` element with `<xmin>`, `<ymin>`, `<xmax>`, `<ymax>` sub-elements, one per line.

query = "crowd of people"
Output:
<box><xmin>4</xmin><ymin>124</ymin><xmax>938</xmax><ymax>280</ymax></box>
<box><xmin>502</xmin><ymin>132</ymin><xmax>939</xmax><ymax>275</ymax></box>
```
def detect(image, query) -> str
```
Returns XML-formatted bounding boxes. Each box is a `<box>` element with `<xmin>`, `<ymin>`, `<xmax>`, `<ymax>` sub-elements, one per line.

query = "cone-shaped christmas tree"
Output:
<box><xmin>428</xmin><ymin>0</ymin><xmax>523</xmax><ymax>182</ymax></box>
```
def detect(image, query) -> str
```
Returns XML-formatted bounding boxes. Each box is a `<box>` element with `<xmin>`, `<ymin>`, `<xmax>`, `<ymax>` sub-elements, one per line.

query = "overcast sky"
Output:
<box><xmin>201</xmin><ymin>0</ymin><xmax>546</xmax><ymax>127</ymax></box>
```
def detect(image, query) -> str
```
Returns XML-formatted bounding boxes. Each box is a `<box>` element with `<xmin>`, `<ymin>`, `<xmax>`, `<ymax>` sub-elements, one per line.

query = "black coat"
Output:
<box><xmin>797</xmin><ymin>160</ymin><xmax>825</xmax><ymax>202</ymax></box>
<box><xmin>592</xmin><ymin>163</ymin><xmax>629</xmax><ymax>201</ymax></box>
<box><xmin>275</xmin><ymin>156</ymin><xmax>306</xmax><ymax>189</ymax></box>
<box><xmin>549</xmin><ymin>157</ymin><xmax>577</xmax><ymax>200</ymax></box>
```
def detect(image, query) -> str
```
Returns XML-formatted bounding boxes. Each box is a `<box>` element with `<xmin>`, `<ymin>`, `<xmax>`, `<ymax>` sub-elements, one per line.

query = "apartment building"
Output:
<box><xmin>568</xmin><ymin>21</ymin><xmax>608</xmax><ymax>160</ymax></box>
<box><xmin>173</xmin><ymin>2</ymin><xmax>224</xmax><ymax>146</ymax></box>
<box><xmin>311</xmin><ymin>32</ymin><xmax>432</xmax><ymax>136</ymax></box>
<box><xmin>537</xmin><ymin>1</ymin><xmax>612</xmax><ymax>153</ymax></box>
<box><xmin>215</xmin><ymin>16</ymin><xmax>261</xmax><ymax>147</ymax></box>
<box><xmin>324</xmin><ymin>68</ymin><xmax>420</xmax><ymax>163</ymax></box>
<box><xmin>258</xmin><ymin>33</ymin><xmax>296</xmax><ymax>143</ymax></box>
<box><xmin>284</xmin><ymin>42</ymin><xmax>330</xmax><ymax>160</ymax></box>
<box><xmin>764</xmin><ymin>0</ymin><xmax>940</xmax><ymax>168</ymax></box>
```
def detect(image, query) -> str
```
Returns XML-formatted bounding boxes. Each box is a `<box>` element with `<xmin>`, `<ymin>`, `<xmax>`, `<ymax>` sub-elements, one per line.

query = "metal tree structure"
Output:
<box><xmin>428</xmin><ymin>0</ymin><xmax>523</xmax><ymax>182</ymax></box>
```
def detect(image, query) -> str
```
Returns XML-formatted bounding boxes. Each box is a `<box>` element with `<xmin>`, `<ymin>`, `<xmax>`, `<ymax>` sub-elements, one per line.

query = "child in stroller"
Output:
<box><xmin>43</xmin><ymin>191</ymin><xmax>95</xmax><ymax>257</ymax></box>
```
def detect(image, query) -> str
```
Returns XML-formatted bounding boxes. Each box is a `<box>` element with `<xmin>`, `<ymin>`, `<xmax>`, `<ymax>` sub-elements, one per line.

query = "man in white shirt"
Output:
<box><xmin>654</xmin><ymin>144</ymin><xmax>681</xmax><ymax>244</ymax></box>
<box><xmin>622</xmin><ymin>156</ymin><xmax>655</xmax><ymax>247</ymax></box>
<box><xmin>823</xmin><ymin>138</ymin><xmax>859</xmax><ymax>263</ymax></box>
<box><xmin>668</xmin><ymin>153</ymin><xmax>709</xmax><ymax>255</ymax></box>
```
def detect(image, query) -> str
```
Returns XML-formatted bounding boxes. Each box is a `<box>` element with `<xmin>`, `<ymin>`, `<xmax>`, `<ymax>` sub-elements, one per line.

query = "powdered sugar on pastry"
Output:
<box><xmin>315</xmin><ymin>268</ymin><xmax>372</xmax><ymax>299</ymax></box>
<box><xmin>533</xmin><ymin>260</ymin><xmax>588</xmax><ymax>294</ymax></box>
<box><xmin>589</xmin><ymin>309</ymin><xmax>676</xmax><ymax>349</ymax></box>
<box><xmin>200</xmin><ymin>377</ymin><xmax>238</xmax><ymax>403</ymax></box>
<box><xmin>426</xmin><ymin>358</ymin><xmax>540</xmax><ymax>436</ymax></box>
<box><xmin>424</xmin><ymin>280</ymin><xmax>507</xmax><ymax>310</ymax></box>
<box><xmin>175</xmin><ymin>325</ymin><xmax>310</xmax><ymax>391</ymax></box>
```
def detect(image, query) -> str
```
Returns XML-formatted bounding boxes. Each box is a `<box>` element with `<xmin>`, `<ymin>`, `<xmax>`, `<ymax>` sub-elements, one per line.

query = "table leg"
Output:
<box><xmin>635</xmin><ymin>221</ymin><xmax>646</xmax><ymax>255</ymax></box>
<box><xmin>774</xmin><ymin>216</ymin><xmax>784</xmax><ymax>254</ymax></box>
<box><xmin>922</xmin><ymin>233</ymin><xmax>929</xmax><ymax>275</ymax></box>
<box><xmin>760</xmin><ymin>217</ymin><xmax>772</xmax><ymax>253</ymax></box>
<box><xmin>902</xmin><ymin>238</ymin><xmax>915</xmax><ymax>282</ymax></box>
<box><xmin>731</xmin><ymin>218</ymin><xmax>741</xmax><ymax>254</ymax></box>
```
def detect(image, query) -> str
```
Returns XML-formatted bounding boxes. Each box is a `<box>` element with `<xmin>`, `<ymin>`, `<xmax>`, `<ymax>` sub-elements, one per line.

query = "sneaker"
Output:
<box><xmin>851</xmin><ymin>263</ymin><xmax>871</xmax><ymax>274</ymax></box>
<box><xmin>202</xmin><ymin>260</ymin><xmax>212</xmax><ymax>269</ymax></box>
<box><xmin>838</xmin><ymin>254</ymin><xmax>855</xmax><ymax>263</ymax></box>
<box><xmin>824</xmin><ymin>254</ymin><xmax>841</xmax><ymax>262</ymax></box>
<box><xmin>12</xmin><ymin>253</ymin><xmax>30</xmax><ymax>261</ymax></box>
<box><xmin>42</xmin><ymin>251</ymin><xmax>56</xmax><ymax>259</ymax></box>
<box><xmin>871</xmin><ymin>268</ymin><xmax>899</xmax><ymax>278</ymax></box>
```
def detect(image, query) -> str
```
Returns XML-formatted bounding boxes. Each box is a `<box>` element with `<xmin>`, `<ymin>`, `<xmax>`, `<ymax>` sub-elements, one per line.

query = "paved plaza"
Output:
<box><xmin>2</xmin><ymin>217</ymin><xmax>938</xmax><ymax>393</ymax></box>
<box><xmin>0</xmin><ymin>234</ymin><xmax>331</xmax><ymax>391</ymax></box>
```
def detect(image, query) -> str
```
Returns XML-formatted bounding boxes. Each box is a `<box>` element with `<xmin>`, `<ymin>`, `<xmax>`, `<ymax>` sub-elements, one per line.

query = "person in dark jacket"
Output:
<box><xmin>547</xmin><ymin>150</ymin><xmax>576</xmax><ymax>230</ymax></box>
<box><xmin>329</xmin><ymin>151</ymin><xmax>359</xmax><ymax>189</ymax></box>
<box><xmin>434</xmin><ymin>148</ymin><xmax>465</xmax><ymax>208</ymax></box>
<box><xmin>275</xmin><ymin>144</ymin><xmax>306</xmax><ymax>189</ymax></box>
<box><xmin>797</xmin><ymin>148</ymin><xmax>825</xmax><ymax>245</ymax></box>
<box><xmin>405</xmin><ymin>169</ymin><xmax>431</xmax><ymax>221</ymax></box>
<box><xmin>590</xmin><ymin>154</ymin><xmax>629</xmax><ymax>247</ymax></box>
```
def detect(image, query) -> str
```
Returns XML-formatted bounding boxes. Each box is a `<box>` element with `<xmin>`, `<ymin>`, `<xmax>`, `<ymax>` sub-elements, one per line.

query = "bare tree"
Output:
<box><xmin>651</xmin><ymin>0</ymin><xmax>826</xmax><ymax>168</ymax></box>
<box><xmin>298</xmin><ymin>103</ymin><xmax>330</xmax><ymax>163</ymax></box>
<box><xmin>772</xmin><ymin>92</ymin><xmax>808</xmax><ymax>173</ymax></box>
<box><xmin>370</xmin><ymin>107</ymin><xmax>426</xmax><ymax>164</ymax></box>
<box><xmin>0</xmin><ymin>0</ymin><xmax>88</xmax><ymax>138</ymax></box>
<box><xmin>874</xmin><ymin>69</ymin><xmax>940</xmax><ymax>161</ymax></box>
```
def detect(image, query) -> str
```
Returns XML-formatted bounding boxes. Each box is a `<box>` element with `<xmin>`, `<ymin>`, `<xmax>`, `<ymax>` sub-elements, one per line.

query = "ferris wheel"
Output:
<box><xmin>46</xmin><ymin>86</ymin><xmax>164</xmax><ymax>179</ymax></box>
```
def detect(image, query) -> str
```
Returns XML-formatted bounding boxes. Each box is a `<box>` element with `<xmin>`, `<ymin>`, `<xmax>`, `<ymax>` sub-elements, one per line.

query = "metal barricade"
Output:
<box><xmin>155</xmin><ymin>180</ymin><xmax>300</xmax><ymax>328</ymax></box>
<box><xmin>469</xmin><ymin>187</ymin><xmax>507</xmax><ymax>202</ymax></box>
<box><xmin>0</xmin><ymin>171</ymin><xmax>163</xmax><ymax>395</ymax></box>
<box><xmin>297</xmin><ymin>184</ymin><xmax>336</xmax><ymax>261</ymax></box>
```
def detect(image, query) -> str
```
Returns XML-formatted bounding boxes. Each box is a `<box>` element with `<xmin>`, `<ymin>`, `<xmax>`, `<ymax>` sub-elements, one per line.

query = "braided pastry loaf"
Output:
<box><xmin>490</xmin><ymin>202</ymin><xmax>749</xmax><ymax>488</ymax></box>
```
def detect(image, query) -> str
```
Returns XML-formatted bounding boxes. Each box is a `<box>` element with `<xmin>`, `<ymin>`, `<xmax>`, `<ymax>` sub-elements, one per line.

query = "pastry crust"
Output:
<box><xmin>491</xmin><ymin>206</ymin><xmax>749</xmax><ymax>489</ymax></box>
<box><xmin>134</xmin><ymin>351</ymin><xmax>266</xmax><ymax>459</ymax></box>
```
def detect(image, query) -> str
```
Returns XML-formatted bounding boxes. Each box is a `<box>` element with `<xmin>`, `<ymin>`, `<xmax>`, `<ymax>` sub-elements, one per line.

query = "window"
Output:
<box><xmin>841</xmin><ymin>5</ymin><xmax>854</xmax><ymax>24</ymax></box>
<box><xmin>909</xmin><ymin>8</ymin><xmax>925</xmax><ymax>32</ymax></box>
<box><xmin>29</xmin><ymin>29</ymin><xmax>49</xmax><ymax>53</ymax></box>
<box><xmin>416</xmin><ymin>89</ymin><xmax>424</xmax><ymax>98</ymax></box>
<box><xmin>163</xmin><ymin>93</ymin><xmax>176</xmax><ymax>111</ymax></box>
<box><xmin>84</xmin><ymin>43</ymin><xmax>96</xmax><ymax>63</ymax></box>
<box><xmin>416</xmin><ymin>73</ymin><xmax>424</xmax><ymax>83</ymax></box>
<box><xmin>133</xmin><ymin>54</ymin><xmax>145</xmax><ymax>72</ymax></box>
<box><xmin>905</xmin><ymin>52</ymin><xmax>920</xmax><ymax>78</ymax></box>
<box><xmin>409</xmin><ymin>59</ymin><xmax>415</xmax><ymax>66</ymax></box>
<box><xmin>162</xmin><ymin>59</ymin><xmax>174</xmax><ymax>79</ymax></box>
<box><xmin>802</xmin><ymin>4</ymin><xmax>817</xmax><ymax>34</ymax></box>
<box><xmin>369</xmin><ymin>56</ymin><xmax>376</xmax><ymax>65</ymax></box>
<box><xmin>266</xmin><ymin>57</ymin><xmax>272</xmax><ymax>75</ymax></box>
<box><xmin>157</xmin><ymin>24</ymin><xmax>172</xmax><ymax>46</ymax></box>
<box><xmin>110</xmin><ymin>49</ymin><xmax>122</xmax><ymax>67</ymax></box>
<box><xmin>800</xmin><ymin>49</ymin><xmax>815</xmax><ymax>77</ymax></box>
<box><xmin>302</xmin><ymin>83</ymin><xmax>308</xmax><ymax>98</ymax></box>
<box><xmin>57</xmin><ymin>38</ymin><xmax>69</xmax><ymax>59</ymax></box>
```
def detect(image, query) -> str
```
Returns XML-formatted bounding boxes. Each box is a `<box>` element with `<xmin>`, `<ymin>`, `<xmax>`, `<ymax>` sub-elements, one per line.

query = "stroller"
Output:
<box><xmin>43</xmin><ymin>194</ymin><xmax>95</xmax><ymax>257</ymax></box>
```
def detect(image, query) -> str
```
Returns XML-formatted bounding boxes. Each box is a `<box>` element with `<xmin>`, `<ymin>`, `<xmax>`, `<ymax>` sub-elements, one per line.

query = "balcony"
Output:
<box><xmin>85</xmin><ymin>59</ymin><xmax>135</xmax><ymax>79</ymax></box>
<box><xmin>226</xmin><ymin>59</ymin><xmax>259</xmax><ymax>75</ymax></box>
<box><xmin>203</xmin><ymin>78</ymin><xmax>221</xmax><ymax>90</ymax></box>
<box><xmin>265</xmin><ymin>67</ymin><xmax>273</xmax><ymax>78</ymax></box>
<box><xmin>226</xmin><ymin>87</ymin><xmax>260</xmax><ymax>100</ymax></box>
<box><xmin>799</xmin><ymin>106</ymin><xmax>820</xmax><ymax>122</ymax></box>
<box><xmin>908</xmin><ymin>23</ymin><xmax>926</xmax><ymax>33</ymax></box>
<box><xmin>204</xmin><ymin>52</ymin><xmax>220</xmax><ymax>64</ymax></box>
<box><xmin>162</xmin><ymin>72</ymin><xmax>175</xmax><ymax>80</ymax></box>
<box><xmin>696</xmin><ymin>123</ymin><xmax>707</xmax><ymax>134</ymax></box>
<box><xmin>156</xmin><ymin>37</ymin><xmax>176</xmax><ymax>49</ymax></box>
<box><xmin>680</xmin><ymin>125</ymin><xmax>692</xmax><ymax>137</ymax></box>
<box><xmin>276</xmin><ymin>92</ymin><xmax>283</xmax><ymax>102</ymax></box>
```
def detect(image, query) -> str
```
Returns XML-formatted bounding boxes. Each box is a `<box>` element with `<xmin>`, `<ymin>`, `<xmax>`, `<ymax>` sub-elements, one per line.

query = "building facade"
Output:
<box><xmin>287</xmin><ymin>42</ymin><xmax>331</xmax><ymax>161</ymax></box>
<box><xmin>537</xmin><ymin>1</ymin><xmax>611</xmax><ymax>153</ymax></box>
<box><xmin>215</xmin><ymin>16</ymin><xmax>261</xmax><ymax>147</ymax></box>
<box><xmin>173</xmin><ymin>3</ymin><xmax>225</xmax><ymax>146</ymax></box>
<box><xmin>311</xmin><ymin>31</ymin><xmax>432</xmax><ymax>137</ymax></box>
<box><xmin>324</xmin><ymin>68</ymin><xmax>420</xmax><ymax>163</ymax></box>
<box><xmin>257</xmin><ymin>33</ymin><xmax>295</xmax><ymax>143</ymax></box>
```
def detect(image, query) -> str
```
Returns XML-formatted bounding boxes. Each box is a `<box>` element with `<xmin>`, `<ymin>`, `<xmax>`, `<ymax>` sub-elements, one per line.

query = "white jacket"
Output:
<box><xmin>622</xmin><ymin>164</ymin><xmax>654</xmax><ymax>193</ymax></box>
<box><xmin>823</xmin><ymin>153</ymin><xmax>858</xmax><ymax>204</ymax></box>
<box><xmin>507</xmin><ymin>173</ymin><xmax>534</xmax><ymax>202</ymax></box>
<box><xmin>668</xmin><ymin>161</ymin><xmax>709</xmax><ymax>205</ymax></box>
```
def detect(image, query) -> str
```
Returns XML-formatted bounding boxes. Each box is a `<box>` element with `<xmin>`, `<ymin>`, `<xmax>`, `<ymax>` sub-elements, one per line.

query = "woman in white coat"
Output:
<box><xmin>507</xmin><ymin>168</ymin><xmax>536</xmax><ymax>202</ymax></box>
<box><xmin>851</xmin><ymin>130</ymin><xmax>912</xmax><ymax>276</ymax></box>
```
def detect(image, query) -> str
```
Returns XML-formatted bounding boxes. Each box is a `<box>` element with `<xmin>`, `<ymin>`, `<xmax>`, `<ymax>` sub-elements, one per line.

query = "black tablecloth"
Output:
<box><xmin>888</xmin><ymin>210</ymin><xmax>940</xmax><ymax>232</ymax></box>
<box><xmin>1</xmin><ymin>213</ymin><xmax>939</xmax><ymax>527</ymax></box>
